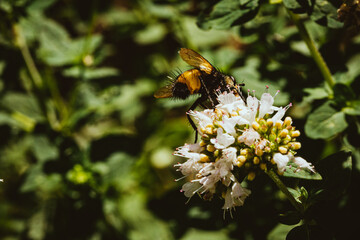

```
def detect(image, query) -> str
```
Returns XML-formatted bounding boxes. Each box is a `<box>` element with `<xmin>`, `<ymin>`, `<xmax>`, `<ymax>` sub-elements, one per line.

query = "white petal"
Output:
<box><xmin>259</xmin><ymin>92</ymin><xmax>274</xmax><ymax>118</ymax></box>
<box><xmin>293</xmin><ymin>156</ymin><xmax>315</xmax><ymax>173</ymax></box>
<box><xmin>273</xmin><ymin>153</ymin><xmax>290</xmax><ymax>173</ymax></box>
<box><xmin>271</xmin><ymin>107</ymin><xmax>286</xmax><ymax>123</ymax></box>
<box><xmin>182</xmin><ymin>182</ymin><xmax>202</xmax><ymax>197</ymax></box>
<box><xmin>211</xmin><ymin>128</ymin><xmax>235</xmax><ymax>149</ymax></box>
<box><xmin>238</xmin><ymin>128</ymin><xmax>261</xmax><ymax>146</ymax></box>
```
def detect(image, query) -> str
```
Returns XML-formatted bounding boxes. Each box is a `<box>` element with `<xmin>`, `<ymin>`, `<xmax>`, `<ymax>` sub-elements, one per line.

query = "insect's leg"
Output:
<box><xmin>198</xmin><ymin>76</ymin><xmax>215</xmax><ymax>107</ymax></box>
<box><xmin>187</xmin><ymin>96</ymin><xmax>204</xmax><ymax>143</ymax></box>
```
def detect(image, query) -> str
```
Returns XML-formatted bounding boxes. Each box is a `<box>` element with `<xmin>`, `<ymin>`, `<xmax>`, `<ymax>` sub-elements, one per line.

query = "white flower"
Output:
<box><xmin>181</xmin><ymin>182</ymin><xmax>202</xmax><ymax>198</ymax></box>
<box><xmin>174</xmin><ymin>158</ymin><xmax>202</xmax><ymax>176</ymax></box>
<box><xmin>246</xmin><ymin>94</ymin><xmax>258</xmax><ymax>123</ymax></box>
<box><xmin>216</xmin><ymin>92</ymin><xmax>245</xmax><ymax>113</ymax></box>
<box><xmin>273</xmin><ymin>153</ymin><xmax>316</xmax><ymax>174</ymax></box>
<box><xmin>292</xmin><ymin>156</ymin><xmax>315</xmax><ymax>173</ymax></box>
<box><xmin>188</xmin><ymin>109</ymin><xmax>215</xmax><ymax>129</ymax></box>
<box><xmin>271</xmin><ymin>103</ymin><xmax>292</xmax><ymax>124</ymax></box>
<box><xmin>219</xmin><ymin>115</ymin><xmax>249</xmax><ymax>136</ymax></box>
<box><xmin>238</xmin><ymin>128</ymin><xmax>261</xmax><ymax>146</ymax></box>
<box><xmin>273</xmin><ymin>153</ymin><xmax>291</xmax><ymax>173</ymax></box>
<box><xmin>210</xmin><ymin>128</ymin><xmax>235</xmax><ymax>149</ymax></box>
<box><xmin>222</xmin><ymin>181</ymin><xmax>251</xmax><ymax>210</ymax></box>
<box><xmin>174</xmin><ymin>144</ymin><xmax>203</xmax><ymax>176</ymax></box>
<box><xmin>173</xmin><ymin>88</ymin><xmax>312</xmax><ymax>212</ymax></box>
<box><xmin>215</xmin><ymin>147</ymin><xmax>237</xmax><ymax>177</ymax></box>
<box><xmin>198</xmin><ymin>170</ymin><xmax>221</xmax><ymax>193</ymax></box>
<box><xmin>259</xmin><ymin>92</ymin><xmax>275</xmax><ymax>118</ymax></box>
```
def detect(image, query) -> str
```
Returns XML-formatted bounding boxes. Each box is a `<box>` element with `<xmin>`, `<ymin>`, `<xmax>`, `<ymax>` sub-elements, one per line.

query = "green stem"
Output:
<box><xmin>13</xmin><ymin>24</ymin><xmax>43</xmax><ymax>89</ymax></box>
<box><xmin>266</xmin><ymin>169</ymin><xmax>303</xmax><ymax>212</ymax></box>
<box><xmin>287</xmin><ymin>9</ymin><xmax>335</xmax><ymax>89</ymax></box>
<box><xmin>13</xmin><ymin>23</ymin><xmax>59</xmax><ymax>129</ymax></box>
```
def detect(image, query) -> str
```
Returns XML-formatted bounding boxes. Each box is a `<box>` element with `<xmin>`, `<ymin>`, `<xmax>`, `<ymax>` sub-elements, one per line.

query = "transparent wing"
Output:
<box><xmin>179</xmin><ymin>48</ymin><xmax>213</xmax><ymax>74</ymax></box>
<box><xmin>154</xmin><ymin>84</ymin><xmax>173</xmax><ymax>98</ymax></box>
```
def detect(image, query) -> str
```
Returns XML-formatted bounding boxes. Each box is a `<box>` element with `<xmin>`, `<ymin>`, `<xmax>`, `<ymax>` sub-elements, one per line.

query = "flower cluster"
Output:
<box><xmin>174</xmin><ymin>87</ymin><xmax>315</xmax><ymax>212</ymax></box>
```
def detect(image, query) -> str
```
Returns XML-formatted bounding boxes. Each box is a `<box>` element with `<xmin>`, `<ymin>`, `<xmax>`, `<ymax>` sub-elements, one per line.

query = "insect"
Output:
<box><xmin>154</xmin><ymin>48</ymin><xmax>243</xmax><ymax>142</ymax></box>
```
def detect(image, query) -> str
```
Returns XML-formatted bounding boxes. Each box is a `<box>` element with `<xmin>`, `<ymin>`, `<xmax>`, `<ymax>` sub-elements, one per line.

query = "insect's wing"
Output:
<box><xmin>154</xmin><ymin>84</ymin><xmax>173</xmax><ymax>98</ymax></box>
<box><xmin>179</xmin><ymin>48</ymin><xmax>213</xmax><ymax>75</ymax></box>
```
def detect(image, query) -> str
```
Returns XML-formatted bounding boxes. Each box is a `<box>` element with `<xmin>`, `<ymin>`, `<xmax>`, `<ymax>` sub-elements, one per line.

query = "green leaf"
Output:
<box><xmin>27</xmin><ymin>0</ymin><xmax>57</xmax><ymax>14</ymax></box>
<box><xmin>303</xmin><ymin>87</ymin><xmax>329</xmax><ymax>103</ymax></box>
<box><xmin>283</xmin><ymin>0</ymin><xmax>312</xmax><ymax>12</ymax></box>
<box><xmin>268</xmin><ymin>224</ymin><xmax>297</xmax><ymax>240</ymax></box>
<box><xmin>180</xmin><ymin>228</ymin><xmax>231</xmax><ymax>240</ymax></box>
<box><xmin>197</xmin><ymin>0</ymin><xmax>260</xmax><ymax>30</ymax></box>
<box><xmin>2</xmin><ymin>92</ymin><xmax>44</xmax><ymax>122</ymax></box>
<box><xmin>63</xmin><ymin>67</ymin><xmax>120</xmax><ymax>80</ymax></box>
<box><xmin>134</xmin><ymin>23</ymin><xmax>167</xmax><ymax>45</ymax></box>
<box><xmin>343</xmin><ymin>100</ymin><xmax>360</xmax><ymax>116</ymax></box>
<box><xmin>283</xmin><ymin>163</ymin><xmax>322</xmax><ymax>180</ymax></box>
<box><xmin>310</xmin><ymin>0</ymin><xmax>344</xmax><ymax>28</ymax></box>
<box><xmin>305</xmin><ymin>101</ymin><xmax>348</xmax><ymax>139</ymax></box>
<box><xmin>30</xmin><ymin>135</ymin><xmax>58</xmax><ymax>162</ymax></box>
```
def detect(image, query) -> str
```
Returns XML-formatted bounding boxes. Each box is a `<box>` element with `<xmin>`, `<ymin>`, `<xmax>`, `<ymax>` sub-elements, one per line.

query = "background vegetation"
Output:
<box><xmin>0</xmin><ymin>0</ymin><xmax>359</xmax><ymax>239</ymax></box>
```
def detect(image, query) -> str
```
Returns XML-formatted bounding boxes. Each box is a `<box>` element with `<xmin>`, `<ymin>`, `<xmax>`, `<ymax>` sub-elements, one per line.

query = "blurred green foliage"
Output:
<box><xmin>0</xmin><ymin>0</ymin><xmax>359</xmax><ymax>239</ymax></box>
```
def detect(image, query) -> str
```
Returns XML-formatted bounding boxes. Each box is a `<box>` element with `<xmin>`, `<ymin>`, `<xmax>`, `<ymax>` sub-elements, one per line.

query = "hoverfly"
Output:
<box><xmin>154</xmin><ymin>48</ymin><xmax>243</xmax><ymax>142</ymax></box>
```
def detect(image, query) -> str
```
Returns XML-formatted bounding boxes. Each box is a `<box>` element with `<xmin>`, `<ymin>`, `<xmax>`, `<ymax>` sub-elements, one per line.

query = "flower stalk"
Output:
<box><xmin>265</xmin><ymin>169</ymin><xmax>303</xmax><ymax>212</ymax></box>
<box><xmin>287</xmin><ymin>9</ymin><xmax>335</xmax><ymax>89</ymax></box>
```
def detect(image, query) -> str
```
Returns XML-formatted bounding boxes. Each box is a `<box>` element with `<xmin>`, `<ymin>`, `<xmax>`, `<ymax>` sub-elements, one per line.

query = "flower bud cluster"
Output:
<box><xmin>174</xmin><ymin>88</ymin><xmax>315</xmax><ymax>212</ymax></box>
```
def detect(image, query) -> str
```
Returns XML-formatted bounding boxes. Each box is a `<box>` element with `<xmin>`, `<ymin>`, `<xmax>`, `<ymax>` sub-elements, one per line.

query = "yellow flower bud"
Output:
<box><xmin>237</xmin><ymin>155</ymin><xmax>246</xmax><ymax>164</ymax></box>
<box><xmin>199</xmin><ymin>140</ymin><xmax>207</xmax><ymax>147</ymax></box>
<box><xmin>255</xmin><ymin>148</ymin><xmax>263</xmax><ymax>156</ymax></box>
<box><xmin>199</xmin><ymin>154</ymin><xmax>210</xmax><ymax>162</ymax></box>
<box><xmin>252</xmin><ymin>121</ymin><xmax>260</xmax><ymax>130</ymax></box>
<box><xmin>275</xmin><ymin>120</ymin><xmax>282</xmax><ymax>129</ymax></box>
<box><xmin>291</xmin><ymin>130</ymin><xmax>300</xmax><ymax>138</ymax></box>
<box><xmin>253</xmin><ymin>156</ymin><xmax>260</xmax><ymax>165</ymax></box>
<box><xmin>206</xmin><ymin>144</ymin><xmax>215</xmax><ymax>152</ymax></box>
<box><xmin>289</xmin><ymin>142</ymin><xmax>301</xmax><ymax>150</ymax></box>
<box><xmin>266</xmin><ymin>118</ymin><xmax>273</xmax><ymax>127</ymax></box>
<box><xmin>240</xmin><ymin>149</ymin><xmax>249</xmax><ymax>156</ymax></box>
<box><xmin>204</xmin><ymin>125</ymin><xmax>213</xmax><ymax>135</ymax></box>
<box><xmin>260</xmin><ymin>163</ymin><xmax>267</xmax><ymax>170</ymax></box>
<box><xmin>278</xmin><ymin>146</ymin><xmax>288</xmax><ymax>154</ymax></box>
<box><xmin>284</xmin><ymin>116</ymin><xmax>292</xmax><ymax>126</ymax></box>
<box><xmin>279</xmin><ymin>129</ymin><xmax>289</xmax><ymax>138</ymax></box>
<box><xmin>247</xmin><ymin>172</ymin><xmax>256</xmax><ymax>181</ymax></box>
